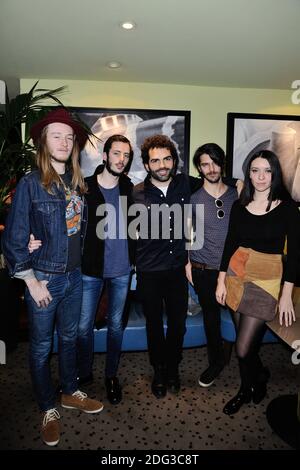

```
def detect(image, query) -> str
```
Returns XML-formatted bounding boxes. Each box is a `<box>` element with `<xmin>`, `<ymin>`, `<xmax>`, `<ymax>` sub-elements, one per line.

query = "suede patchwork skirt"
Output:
<box><xmin>225</xmin><ymin>247</ymin><xmax>283</xmax><ymax>321</ymax></box>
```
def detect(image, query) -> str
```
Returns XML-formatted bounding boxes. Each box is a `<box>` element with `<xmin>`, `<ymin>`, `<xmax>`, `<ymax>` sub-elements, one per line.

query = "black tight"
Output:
<box><xmin>232</xmin><ymin>311</ymin><xmax>266</xmax><ymax>389</ymax></box>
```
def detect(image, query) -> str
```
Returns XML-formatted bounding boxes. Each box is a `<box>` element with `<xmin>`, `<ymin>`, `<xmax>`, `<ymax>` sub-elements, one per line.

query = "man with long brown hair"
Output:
<box><xmin>2</xmin><ymin>108</ymin><xmax>104</xmax><ymax>447</ymax></box>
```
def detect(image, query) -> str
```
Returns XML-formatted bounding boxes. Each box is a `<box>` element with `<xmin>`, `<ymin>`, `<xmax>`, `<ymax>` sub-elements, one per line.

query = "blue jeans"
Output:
<box><xmin>25</xmin><ymin>268</ymin><xmax>82</xmax><ymax>411</ymax></box>
<box><xmin>78</xmin><ymin>273</ymin><xmax>131</xmax><ymax>378</ymax></box>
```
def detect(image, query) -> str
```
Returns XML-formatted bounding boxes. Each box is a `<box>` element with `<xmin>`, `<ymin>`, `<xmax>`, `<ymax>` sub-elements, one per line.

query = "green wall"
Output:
<box><xmin>21</xmin><ymin>79</ymin><xmax>299</xmax><ymax>175</ymax></box>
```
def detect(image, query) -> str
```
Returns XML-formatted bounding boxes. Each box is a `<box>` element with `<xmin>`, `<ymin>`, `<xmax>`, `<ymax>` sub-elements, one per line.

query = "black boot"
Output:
<box><xmin>167</xmin><ymin>366</ymin><xmax>181</xmax><ymax>394</ymax></box>
<box><xmin>224</xmin><ymin>356</ymin><xmax>254</xmax><ymax>415</ymax></box>
<box><xmin>78</xmin><ymin>372</ymin><xmax>94</xmax><ymax>387</ymax></box>
<box><xmin>105</xmin><ymin>377</ymin><xmax>122</xmax><ymax>405</ymax></box>
<box><xmin>151</xmin><ymin>365</ymin><xmax>167</xmax><ymax>399</ymax></box>
<box><xmin>252</xmin><ymin>382</ymin><xmax>267</xmax><ymax>404</ymax></box>
<box><xmin>223</xmin><ymin>387</ymin><xmax>252</xmax><ymax>415</ymax></box>
<box><xmin>252</xmin><ymin>367</ymin><xmax>270</xmax><ymax>404</ymax></box>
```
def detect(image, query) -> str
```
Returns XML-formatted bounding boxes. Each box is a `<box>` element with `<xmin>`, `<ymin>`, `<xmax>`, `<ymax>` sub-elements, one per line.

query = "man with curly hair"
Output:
<box><xmin>132</xmin><ymin>134</ymin><xmax>201</xmax><ymax>398</ymax></box>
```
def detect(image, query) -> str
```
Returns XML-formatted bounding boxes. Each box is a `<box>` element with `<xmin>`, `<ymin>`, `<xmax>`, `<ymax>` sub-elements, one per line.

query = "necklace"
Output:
<box><xmin>59</xmin><ymin>174</ymin><xmax>72</xmax><ymax>196</ymax></box>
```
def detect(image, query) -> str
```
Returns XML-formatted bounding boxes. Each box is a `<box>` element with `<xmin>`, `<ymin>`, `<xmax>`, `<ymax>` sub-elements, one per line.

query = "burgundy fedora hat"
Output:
<box><xmin>30</xmin><ymin>107</ymin><xmax>88</xmax><ymax>149</ymax></box>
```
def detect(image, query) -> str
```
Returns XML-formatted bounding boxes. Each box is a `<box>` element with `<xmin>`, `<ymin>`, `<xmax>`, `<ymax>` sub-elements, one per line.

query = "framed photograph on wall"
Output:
<box><xmin>226</xmin><ymin>112</ymin><xmax>300</xmax><ymax>201</ymax></box>
<box><xmin>70</xmin><ymin>107</ymin><xmax>191</xmax><ymax>185</ymax></box>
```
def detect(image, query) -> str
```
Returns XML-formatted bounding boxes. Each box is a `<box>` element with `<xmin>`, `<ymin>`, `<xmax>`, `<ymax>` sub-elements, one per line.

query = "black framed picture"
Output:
<box><xmin>71</xmin><ymin>107</ymin><xmax>191</xmax><ymax>185</ymax></box>
<box><xmin>226</xmin><ymin>112</ymin><xmax>300</xmax><ymax>201</ymax></box>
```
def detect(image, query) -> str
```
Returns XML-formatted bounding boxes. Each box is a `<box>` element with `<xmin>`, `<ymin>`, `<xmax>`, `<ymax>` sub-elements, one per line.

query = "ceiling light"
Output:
<box><xmin>107</xmin><ymin>61</ymin><xmax>121</xmax><ymax>69</ymax></box>
<box><xmin>120</xmin><ymin>21</ymin><xmax>136</xmax><ymax>30</ymax></box>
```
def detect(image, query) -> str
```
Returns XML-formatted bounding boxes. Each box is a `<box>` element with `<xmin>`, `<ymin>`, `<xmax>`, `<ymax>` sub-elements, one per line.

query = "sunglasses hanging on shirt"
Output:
<box><xmin>215</xmin><ymin>198</ymin><xmax>225</xmax><ymax>219</ymax></box>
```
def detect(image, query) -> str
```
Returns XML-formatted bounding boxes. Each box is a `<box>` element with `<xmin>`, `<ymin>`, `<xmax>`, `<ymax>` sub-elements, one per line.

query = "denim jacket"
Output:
<box><xmin>2</xmin><ymin>170</ymin><xmax>87</xmax><ymax>276</ymax></box>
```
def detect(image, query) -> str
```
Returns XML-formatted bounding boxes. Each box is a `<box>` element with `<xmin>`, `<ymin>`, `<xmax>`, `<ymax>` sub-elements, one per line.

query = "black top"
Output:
<box><xmin>132</xmin><ymin>174</ymin><xmax>202</xmax><ymax>272</ymax></box>
<box><xmin>220</xmin><ymin>199</ymin><xmax>300</xmax><ymax>283</ymax></box>
<box><xmin>61</xmin><ymin>172</ymin><xmax>82</xmax><ymax>272</ymax></box>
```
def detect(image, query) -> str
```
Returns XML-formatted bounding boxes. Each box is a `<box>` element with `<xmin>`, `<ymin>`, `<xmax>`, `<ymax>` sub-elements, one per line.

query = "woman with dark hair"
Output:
<box><xmin>216</xmin><ymin>150</ymin><xmax>300</xmax><ymax>415</ymax></box>
<box><xmin>239</xmin><ymin>150</ymin><xmax>288</xmax><ymax>210</ymax></box>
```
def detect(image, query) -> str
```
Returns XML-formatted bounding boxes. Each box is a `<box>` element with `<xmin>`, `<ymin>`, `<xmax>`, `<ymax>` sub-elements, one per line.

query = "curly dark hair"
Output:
<box><xmin>141</xmin><ymin>134</ymin><xmax>178</xmax><ymax>171</ymax></box>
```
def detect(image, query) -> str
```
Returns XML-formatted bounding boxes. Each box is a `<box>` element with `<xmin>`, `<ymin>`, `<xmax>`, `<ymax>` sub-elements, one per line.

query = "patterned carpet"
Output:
<box><xmin>0</xmin><ymin>340</ymin><xmax>298</xmax><ymax>451</ymax></box>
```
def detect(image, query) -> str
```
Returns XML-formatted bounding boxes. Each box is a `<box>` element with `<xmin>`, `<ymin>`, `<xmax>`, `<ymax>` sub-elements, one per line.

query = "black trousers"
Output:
<box><xmin>192</xmin><ymin>268</ymin><xmax>225</xmax><ymax>367</ymax></box>
<box><xmin>137</xmin><ymin>267</ymin><xmax>188</xmax><ymax>370</ymax></box>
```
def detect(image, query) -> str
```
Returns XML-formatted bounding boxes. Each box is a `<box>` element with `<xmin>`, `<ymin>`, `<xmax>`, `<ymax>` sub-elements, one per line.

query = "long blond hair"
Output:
<box><xmin>35</xmin><ymin>126</ymin><xmax>87</xmax><ymax>194</ymax></box>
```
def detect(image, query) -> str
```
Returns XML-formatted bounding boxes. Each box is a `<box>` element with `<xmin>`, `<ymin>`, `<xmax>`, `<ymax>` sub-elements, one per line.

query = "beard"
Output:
<box><xmin>105</xmin><ymin>158</ymin><xmax>127</xmax><ymax>177</ymax></box>
<box><xmin>202</xmin><ymin>172</ymin><xmax>222</xmax><ymax>184</ymax></box>
<box><xmin>149</xmin><ymin>166</ymin><xmax>175</xmax><ymax>182</ymax></box>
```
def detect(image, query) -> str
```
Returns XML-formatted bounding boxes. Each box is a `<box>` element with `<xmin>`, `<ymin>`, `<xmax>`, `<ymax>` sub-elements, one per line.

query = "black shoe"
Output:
<box><xmin>105</xmin><ymin>377</ymin><xmax>122</xmax><ymax>405</ymax></box>
<box><xmin>78</xmin><ymin>373</ymin><xmax>94</xmax><ymax>386</ymax></box>
<box><xmin>252</xmin><ymin>382</ymin><xmax>267</xmax><ymax>404</ymax></box>
<box><xmin>252</xmin><ymin>366</ymin><xmax>269</xmax><ymax>404</ymax></box>
<box><xmin>258</xmin><ymin>366</ymin><xmax>271</xmax><ymax>383</ymax></box>
<box><xmin>151</xmin><ymin>366</ymin><xmax>167</xmax><ymax>399</ymax></box>
<box><xmin>198</xmin><ymin>363</ymin><xmax>225</xmax><ymax>387</ymax></box>
<box><xmin>223</xmin><ymin>388</ymin><xmax>252</xmax><ymax>415</ymax></box>
<box><xmin>167</xmin><ymin>368</ymin><xmax>181</xmax><ymax>394</ymax></box>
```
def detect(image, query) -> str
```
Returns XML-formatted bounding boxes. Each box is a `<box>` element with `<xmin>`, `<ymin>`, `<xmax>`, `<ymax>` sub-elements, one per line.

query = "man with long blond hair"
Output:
<box><xmin>2</xmin><ymin>108</ymin><xmax>103</xmax><ymax>447</ymax></box>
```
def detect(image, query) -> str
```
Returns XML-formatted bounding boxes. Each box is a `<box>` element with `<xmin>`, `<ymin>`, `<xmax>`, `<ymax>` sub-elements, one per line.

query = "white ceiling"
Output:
<box><xmin>1</xmin><ymin>0</ymin><xmax>300</xmax><ymax>90</ymax></box>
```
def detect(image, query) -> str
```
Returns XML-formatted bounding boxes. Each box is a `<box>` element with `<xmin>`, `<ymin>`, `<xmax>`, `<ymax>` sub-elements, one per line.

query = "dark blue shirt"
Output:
<box><xmin>100</xmin><ymin>184</ymin><xmax>131</xmax><ymax>278</ymax></box>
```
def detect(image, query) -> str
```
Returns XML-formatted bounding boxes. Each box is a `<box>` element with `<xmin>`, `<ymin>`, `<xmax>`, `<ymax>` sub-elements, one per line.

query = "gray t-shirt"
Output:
<box><xmin>100</xmin><ymin>184</ymin><xmax>131</xmax><ymax>278</ymax></box>
<box><xmin>190</xmin><ymin>186</ymin><xmax>238</xmax><ymax>269</ymax></box>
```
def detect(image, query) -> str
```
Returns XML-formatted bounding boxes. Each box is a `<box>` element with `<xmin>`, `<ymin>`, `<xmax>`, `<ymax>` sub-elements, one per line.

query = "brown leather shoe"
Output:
<box><xmin>61</xmin><ymin>390</ymin><xmax>104</xmax><ymax>414</ymax></box>
<box><xmin>41</xmin><ymin>408</ymin><xmax>60</xmax><ymax>446</ymax></box>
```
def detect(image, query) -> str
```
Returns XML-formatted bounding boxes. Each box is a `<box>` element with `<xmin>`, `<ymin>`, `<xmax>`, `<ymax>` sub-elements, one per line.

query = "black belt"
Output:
<box><xmin>191</xmin><ymin>261</ymin><xmax>218</xmax><ymax>271</ymax></box>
